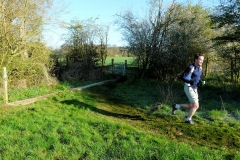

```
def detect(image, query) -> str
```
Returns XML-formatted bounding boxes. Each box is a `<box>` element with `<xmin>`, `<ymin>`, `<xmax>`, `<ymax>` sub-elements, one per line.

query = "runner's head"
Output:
<box><xmin>194</xmin><ymin>53</ymin><xmax>204</xmax><ymax>67</ymax></box>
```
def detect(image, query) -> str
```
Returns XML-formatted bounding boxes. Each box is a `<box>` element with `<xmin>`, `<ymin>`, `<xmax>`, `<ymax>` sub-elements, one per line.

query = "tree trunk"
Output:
<box><xmin>205</xmin><ymin>57</ymin><xmax>208</xmax><ymax>77</ymax></box>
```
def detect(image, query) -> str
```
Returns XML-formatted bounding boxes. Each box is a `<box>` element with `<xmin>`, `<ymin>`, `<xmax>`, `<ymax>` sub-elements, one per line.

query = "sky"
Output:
<box><xmin>43</xmin><ymin>0</ymin><xmax>219</xmax><ymax>49</ymax></box>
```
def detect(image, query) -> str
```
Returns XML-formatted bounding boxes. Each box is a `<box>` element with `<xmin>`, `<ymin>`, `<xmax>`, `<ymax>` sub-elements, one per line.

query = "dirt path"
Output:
<box><xmin>7</xmin><ymin>79</ymin><xmax>117</xmax><ymax>107</ymax></box>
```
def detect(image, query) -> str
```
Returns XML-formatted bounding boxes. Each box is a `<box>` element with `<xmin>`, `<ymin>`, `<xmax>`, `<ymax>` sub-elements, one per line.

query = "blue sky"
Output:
<box><xmin>44</xmin><ymin>0</ymin><xmax>219</xmax><ymax>49</ymax></box>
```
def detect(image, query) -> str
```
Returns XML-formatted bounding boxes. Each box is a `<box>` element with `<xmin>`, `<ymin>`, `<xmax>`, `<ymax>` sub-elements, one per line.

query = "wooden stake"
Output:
<box><xmin>3</xmin><ymin>67</ymin><xmax>8</xmax><ymax>104</ymax></box>
<box><xmin>111</xmin><ymin>58</ymin><xmax>114</xmax><ymax>74</ymax></box>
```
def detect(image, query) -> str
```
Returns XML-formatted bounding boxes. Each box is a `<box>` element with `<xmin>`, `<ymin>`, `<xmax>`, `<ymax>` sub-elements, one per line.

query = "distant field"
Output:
<box><xmin>105</xmin><ymin>57</ymin><xmax>136</xmax><ymax>66</ymax></box>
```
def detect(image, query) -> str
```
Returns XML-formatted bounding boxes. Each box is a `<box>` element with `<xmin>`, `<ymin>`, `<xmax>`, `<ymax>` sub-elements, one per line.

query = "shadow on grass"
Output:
<box><xmin>60</xmin><ymin>99</ymin><xmax>145</xmax><ymax>121</ymax></box>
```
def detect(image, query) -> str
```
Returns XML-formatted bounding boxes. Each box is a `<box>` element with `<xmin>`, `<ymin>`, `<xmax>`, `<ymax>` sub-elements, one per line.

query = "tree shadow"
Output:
<box><xmin>60</xmin><ymin>99</ymin><xmax>145</xmax><ymax>121</ymax></box>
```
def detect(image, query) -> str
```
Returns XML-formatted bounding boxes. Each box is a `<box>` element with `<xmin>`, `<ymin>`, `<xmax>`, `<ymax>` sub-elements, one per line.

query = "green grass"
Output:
<box><xmin>0</xmin><ymin>78</ymin><xmax>240</xmax><ymax>159</ymax></box>
<box><xmin>0</xmin><ymin>79</ymin><xmax>109</xmax><ymax>104</ymax></box>
<box><xmin>105</xmin><ymin>57</ymin><xmax>136</xmax><ymax>66</ymax></box>
<box><xmin>208</xmin><ymin>109</ymin><xmax>228</xmax><ymax>120</ymax></box>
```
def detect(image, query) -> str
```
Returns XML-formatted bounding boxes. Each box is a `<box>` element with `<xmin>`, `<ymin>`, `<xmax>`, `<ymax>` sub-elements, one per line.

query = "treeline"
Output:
<box><xmin>107</xmin><ymin>47</ymin><xmax>131</xmax><ymax>57</ymax></box>
<box><xmin>55</xmin><ymin>0</ymin><xmax>240</xmax><ymax>84</ymax></box>
<box><xmin>1</xmin><ymin>0</ymin><xmax>239</xmax><ymax>89</ymax></box>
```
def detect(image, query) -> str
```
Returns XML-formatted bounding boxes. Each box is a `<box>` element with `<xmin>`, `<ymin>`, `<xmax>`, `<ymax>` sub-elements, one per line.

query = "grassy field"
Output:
<box><xmin>0</xmin><ymin>78</ymin><xmax>239</xmax><ymax>159</ymax></box>
<box><xmin>105</xmin><ymin>57</ymin><xmax>136</xmax><ymax>66</ymax></box>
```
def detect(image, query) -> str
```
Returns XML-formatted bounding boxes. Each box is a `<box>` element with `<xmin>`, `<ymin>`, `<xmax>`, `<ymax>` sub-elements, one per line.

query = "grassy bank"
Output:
<box><xmin>0</xmin><ymin>78</ymin><xmax>239</xmax><ymax>159</ymax></box>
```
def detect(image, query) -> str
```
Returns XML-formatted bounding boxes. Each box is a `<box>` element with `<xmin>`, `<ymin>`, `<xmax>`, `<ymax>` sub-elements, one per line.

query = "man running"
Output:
<box><xmin>172</xmin><ymin>53</ymin><xmax>204</xmax><ymax>124</ymax></box>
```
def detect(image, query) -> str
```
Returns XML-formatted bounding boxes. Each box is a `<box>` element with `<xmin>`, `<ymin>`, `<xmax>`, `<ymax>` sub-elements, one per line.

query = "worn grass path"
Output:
<box><xmin>7</xmin><ymin>79</ymin><xmax>117</xmax><ymax>107</ymax></box>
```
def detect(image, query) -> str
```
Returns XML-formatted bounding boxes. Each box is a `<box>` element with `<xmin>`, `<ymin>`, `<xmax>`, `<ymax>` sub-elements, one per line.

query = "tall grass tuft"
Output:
<box><xmin>208</xmin><ymin>109</ymin><xmax>228</xmax><ymax>120</ymax></box>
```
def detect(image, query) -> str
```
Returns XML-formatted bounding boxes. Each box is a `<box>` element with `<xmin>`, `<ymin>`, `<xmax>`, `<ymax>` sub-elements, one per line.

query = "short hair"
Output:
<box><xmin>194</xmin><ymin>53</ymin><xmax>204</xmax><ymax>60</ymax></box>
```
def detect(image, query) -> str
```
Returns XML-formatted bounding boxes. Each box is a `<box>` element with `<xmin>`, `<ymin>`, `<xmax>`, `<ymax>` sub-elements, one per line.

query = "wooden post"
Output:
<box><xmin>231</xmin><ymin>59</ymin><xmax>233</xmax><ymax>82</ymax></box>
<box><xmin>122</xmin><ymin>60</ymin><xmax>127</xmax><ymax>76</ymax></box>
<box><xmin>3</xmin><ymin>67</ymin><xmax>8</xmax><ymax>104</ymax></box>
<box><xmin>111</xmin><ymin>58</ymin><xmax>114</xmax><ymax>74</ymax></box>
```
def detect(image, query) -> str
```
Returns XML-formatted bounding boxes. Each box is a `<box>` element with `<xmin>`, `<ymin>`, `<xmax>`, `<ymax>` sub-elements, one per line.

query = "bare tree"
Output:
<box><xmin>54</xmin><ymin>18</ymin><xmax>109</xmax><ymax>80</ymax></box>
<box><xmin>116</xmin><ymin>0</ymin><xmax>181</xmax><ymax>78</ymax></box>
<box><xmin>116</xmin><ymin>0</ymin><xmax>213</xmax><ymax>80</ymax></box>
<box><xmin>97</xmin><ymin>24</ymin><xmax>109</xmax><ymax>66</ymax></box>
